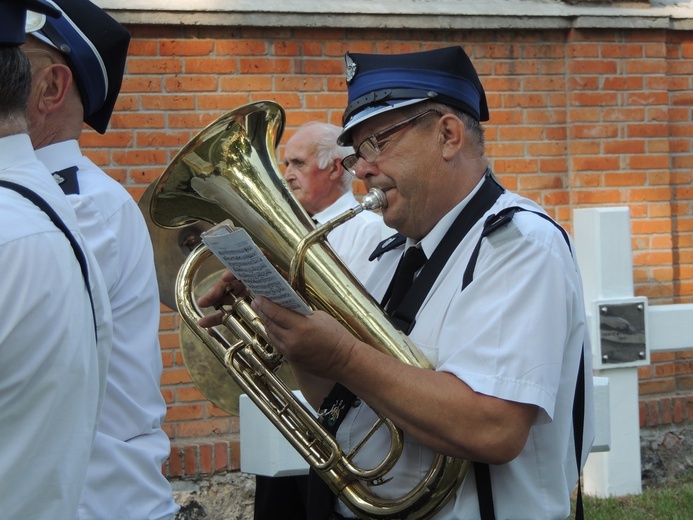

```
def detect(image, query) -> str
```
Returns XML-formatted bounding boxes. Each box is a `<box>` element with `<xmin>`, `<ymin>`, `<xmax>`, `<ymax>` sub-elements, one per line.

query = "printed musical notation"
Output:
<box><xmin>201</xmin><ymin>220</ymin><xmax>313</xmax><ymax>316</ymax></box>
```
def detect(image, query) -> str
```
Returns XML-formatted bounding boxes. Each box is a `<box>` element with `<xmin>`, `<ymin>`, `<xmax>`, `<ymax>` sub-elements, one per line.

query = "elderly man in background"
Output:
<box><xmin>0</xmin><ymin>0</ymin><xmax>112</xmax><ymax>517</ymax></box>
<box><xmin>23</xmin><ymin>0</ymin><xmax>178</xmax><ymax>518</ymax></box>
<box><xmin>283</xmin><ymin>121</ymin><xmax>386</xmax><ymax>283</ymax></box>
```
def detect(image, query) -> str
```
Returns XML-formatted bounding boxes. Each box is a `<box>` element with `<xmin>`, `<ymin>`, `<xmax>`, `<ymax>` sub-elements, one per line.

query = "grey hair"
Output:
<box><xmin>0</xmin><ymin>47</ymin><xmax>32</xmax><ymax>123</ymax></box>
<box><xmin>400</xmin><ymin>100</ymin><xmax>486</xmax><ymax>158</ymax></box>
<box><xmin>302</xmin><ymin>121</ymin><xmax>354</xmax><ymax>191</ymax></box>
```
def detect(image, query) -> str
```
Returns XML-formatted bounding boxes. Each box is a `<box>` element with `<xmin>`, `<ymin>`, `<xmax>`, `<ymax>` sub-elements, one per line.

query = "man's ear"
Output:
<box><xmin>35</xmin><ymin>63</ymin><xmax>73</xmax><ymax>114</ymax></box>
<box><xmin>327</xmin><ymin>157</ymin><xmax>343</xmax><ymax>180</ymax></box>
<box><xmin>438</xmin><ymin>114</ymin><xmax>465</xmax><ymax>161</ymax></box>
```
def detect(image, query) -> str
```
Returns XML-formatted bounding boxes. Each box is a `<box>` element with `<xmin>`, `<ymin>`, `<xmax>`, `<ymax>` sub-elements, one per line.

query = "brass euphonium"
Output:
<box><xmin>147</xmin><ymin>101</ymin><xmax>468</xmax><ymax>519</ymax></box>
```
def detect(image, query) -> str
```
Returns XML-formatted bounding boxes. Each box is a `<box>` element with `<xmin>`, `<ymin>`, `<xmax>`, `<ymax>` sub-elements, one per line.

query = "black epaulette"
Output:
<box><xmin>52</xmin><ymin>166</ymin><xmax>80</xmax><ymax>195</ymax></box>
<box><xmin>368</xmin><ymin>233</ymin><xmax>406</xmax><ymax>261</ymax></box>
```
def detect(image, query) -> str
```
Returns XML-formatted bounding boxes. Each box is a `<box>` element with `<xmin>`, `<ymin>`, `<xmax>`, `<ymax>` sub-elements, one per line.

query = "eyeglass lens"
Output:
<box><xmin>341</xmin><ymin>110</ymin><xmax>440</xmax><ymax>175</ymax></box>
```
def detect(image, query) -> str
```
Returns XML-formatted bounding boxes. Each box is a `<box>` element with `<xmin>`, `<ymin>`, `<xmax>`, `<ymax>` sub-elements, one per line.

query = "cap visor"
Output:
<box><xmin>338</xmin><ymin>98</ymin><xmax>426</xmax><ymax>146</ymax></box>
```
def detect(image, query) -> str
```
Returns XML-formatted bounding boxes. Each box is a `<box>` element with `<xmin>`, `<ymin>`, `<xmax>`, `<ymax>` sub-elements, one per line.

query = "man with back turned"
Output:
<box><xmin>23</xmin><ymin>1</ymin><xmax>178</xmax><ymax>518</ymax></box>
<box><xmin>0</xmin><ymin>1</ymin><xmax>112</xmax><ymax>517</ymax></box>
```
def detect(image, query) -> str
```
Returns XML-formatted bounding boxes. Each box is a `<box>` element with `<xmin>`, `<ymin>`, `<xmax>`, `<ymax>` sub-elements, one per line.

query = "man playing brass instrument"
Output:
<box><xmin>200</xmin><ymin>46</ymin><xmax>595</xmax><ymax>520</ymax></box>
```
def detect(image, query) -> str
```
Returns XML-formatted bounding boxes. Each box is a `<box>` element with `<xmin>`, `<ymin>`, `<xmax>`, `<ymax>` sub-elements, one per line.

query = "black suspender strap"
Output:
<box><xmin>464</xmin><ymin>206</ymin><xmax>585</xmax><ymax>520</ymax></box>
<box><xmin>474</xmin><ymin>461</ymin><xmax>496</xmax><ymax>520</ymax></box>
<box><xmin>573</xmin><ymin>348</ymin><xmax>586</xmax><ymax>520</ymax></box>
<box><xmin>0</xmin><ymin>180</ymin><xmax>97</xmax><ymax>342</ymax></box>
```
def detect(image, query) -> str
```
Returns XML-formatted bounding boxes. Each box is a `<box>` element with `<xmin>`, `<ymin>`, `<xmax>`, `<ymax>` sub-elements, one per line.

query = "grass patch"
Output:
<box><xmin>569</xmin><ymin>470</ymin><xmax>693</xmax><ymax>520</ymax></box>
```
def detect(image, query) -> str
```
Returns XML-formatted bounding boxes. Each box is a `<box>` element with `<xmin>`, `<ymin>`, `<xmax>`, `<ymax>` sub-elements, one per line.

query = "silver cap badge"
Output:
<box><xmin>345</xmin><ymin>53</ymin><xmax>357</xmax><ymax>85</ymax></box>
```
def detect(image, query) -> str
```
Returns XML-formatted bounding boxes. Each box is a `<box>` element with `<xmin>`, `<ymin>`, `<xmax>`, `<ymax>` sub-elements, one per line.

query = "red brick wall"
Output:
<box><xmin>77</xmin><ymin>25</ymin><xmax>693</xmax><ymax>477</ymax></box>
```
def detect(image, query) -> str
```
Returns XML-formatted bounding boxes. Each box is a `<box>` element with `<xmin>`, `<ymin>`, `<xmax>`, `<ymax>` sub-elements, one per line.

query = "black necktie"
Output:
<box><xmin>386</xmin><ymin>246</ymin><xmax>427</xmax><ymax>314</ymax></box>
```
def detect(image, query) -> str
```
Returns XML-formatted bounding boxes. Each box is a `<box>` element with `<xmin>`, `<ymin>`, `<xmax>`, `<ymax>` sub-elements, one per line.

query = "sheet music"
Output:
<box><xmin>201</xmin><ymin>219</ymin><xmax>313</xmax><ymax>316</ymax></box>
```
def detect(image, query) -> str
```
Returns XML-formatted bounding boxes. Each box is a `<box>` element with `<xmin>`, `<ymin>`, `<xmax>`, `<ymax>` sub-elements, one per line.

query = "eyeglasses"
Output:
<box><xmin>22</xmin><ymin>48</ymin><xmax>58</xmax><ymax>64</ymax></box>
<box><xmin>341</xmin><ymin>109</ymin><xmax>442</xmax><ymax>175</ymax></box>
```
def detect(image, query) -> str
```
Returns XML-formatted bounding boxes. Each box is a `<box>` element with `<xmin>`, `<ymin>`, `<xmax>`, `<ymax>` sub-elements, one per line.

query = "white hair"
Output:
<box><xmin>301</xmin><ymin>121</ymin><xmax>354</xmax><ymax>191</ymax></box>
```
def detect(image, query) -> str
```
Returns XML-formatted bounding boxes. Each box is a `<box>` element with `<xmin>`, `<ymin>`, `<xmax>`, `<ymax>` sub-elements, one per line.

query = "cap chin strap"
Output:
<box><xmin>337</xmin><ymin>97</ymin><xmax>428</xmax><ymax>146</ymax></box>
<box><xmin>343</xmin><ymin>88</ymin><xmax>438</xmax><ymax>125</ymax></box>
<box><xmin>26</xmin><ymin>30</ymin><xmax>52</xmax><ymax>48</ymax></box>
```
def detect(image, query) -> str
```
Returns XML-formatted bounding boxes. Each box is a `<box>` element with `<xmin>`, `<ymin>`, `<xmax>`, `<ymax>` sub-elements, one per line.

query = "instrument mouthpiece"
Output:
<box><xmin>361</xmin><ymin>187</ymin><xmax>387</xmax><ymax>211</ymax></box>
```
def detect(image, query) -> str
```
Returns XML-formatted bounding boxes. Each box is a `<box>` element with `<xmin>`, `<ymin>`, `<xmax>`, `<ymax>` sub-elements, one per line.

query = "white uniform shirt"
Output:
<box><xmin>0</xmin><ymin>134</ymin><xmax>112</xmax><ymax>519</ymax></box>
<box><xmin>334</xmin><ymin>178</ymin><xmax>595</xmax><ymax>520</ymax></box>
<box><xmin>313</xmin><ymin>191</ymin><xmax>386</xmax><ymax>283</ymax></box>
<box><xmin>36</xmin><ymin>140</ymin><xmax>178</xmax><ymax>520</ymax></box>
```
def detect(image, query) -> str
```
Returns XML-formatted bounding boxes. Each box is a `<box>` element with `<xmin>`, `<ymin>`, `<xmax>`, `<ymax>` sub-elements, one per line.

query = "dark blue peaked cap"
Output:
<box><xmin>29</xmin><ymin>0</ymin><xmax>130</xmax><ymax>134</ymax></box>
<box><xmin>0</xmin><ymin>0</ymin><xmax>60</xmax><ymax>46</ymax></box>
<box><xmin>338</xmin><ymin>46</ymin><xmax>488</xmax><ymax>146</ymax></box>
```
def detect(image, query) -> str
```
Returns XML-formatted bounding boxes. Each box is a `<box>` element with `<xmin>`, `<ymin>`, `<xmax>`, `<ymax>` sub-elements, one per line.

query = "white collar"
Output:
<box><xmin>34</xmin><ymin>139</ymin><xmax>82</xmax><ymax>173</ymax></box>
<box><xmin>0</xmin><ymin>134</ymin><xmax>37</xmax><ymax>171</ymax></box>
<box><xmin>312</xmin><ymin>191</ymin><xmax>358</xmax><ymax>224</ymax></box>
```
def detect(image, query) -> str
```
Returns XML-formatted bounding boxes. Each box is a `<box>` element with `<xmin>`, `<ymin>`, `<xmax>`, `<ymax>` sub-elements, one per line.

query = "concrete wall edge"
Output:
<box><xmin>94</xmin><ymin>0</ymin><xmax>693</xmax><ymax>30</ymax></box>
